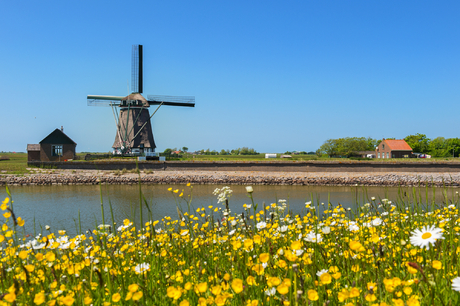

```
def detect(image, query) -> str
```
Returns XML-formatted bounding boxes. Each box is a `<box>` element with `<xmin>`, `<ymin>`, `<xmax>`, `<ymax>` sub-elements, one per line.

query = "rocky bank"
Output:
<box><xmin>1</xmin><ymin>169</ymin><xmax>460</xmax><ymax>187</ymax></box>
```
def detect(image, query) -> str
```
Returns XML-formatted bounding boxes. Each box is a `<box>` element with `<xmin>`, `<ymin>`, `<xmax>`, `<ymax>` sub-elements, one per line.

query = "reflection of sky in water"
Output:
<box><xmin>2</xmin><ymin>184</ymin><xmax>456</xmax><ymax>237</ymax></box>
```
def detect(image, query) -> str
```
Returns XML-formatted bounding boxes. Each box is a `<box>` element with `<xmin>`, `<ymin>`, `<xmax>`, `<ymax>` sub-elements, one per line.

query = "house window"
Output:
<box><xmin>382</xmin><ymin>144</ymin><xmax>385</xmax><ymax>150</ymax></box>
<box><xmin>387</xmin><ymin>152</ymin><xmax>389</xmax><ymax>158</ymax></box>
<box><xmin>378</xmin><ymin>153</ymin><xmax>380</xmax><ymax>158</ymax></box>
<box><xmin>52</xmin><ymin>145</ymin><xmax>63</xmax><ymax>156</ymax></box>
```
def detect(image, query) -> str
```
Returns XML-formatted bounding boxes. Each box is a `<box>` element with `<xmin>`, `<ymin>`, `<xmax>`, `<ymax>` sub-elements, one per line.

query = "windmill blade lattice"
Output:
<box><xmin>87</xmin><ymin>95</ymin><xmax>123</xmax><ymax>107</ymax></box>
<box><xmin>147</xmin><ymin>95</ymin><xmax>195</xmax><ymax>107</ymax></box>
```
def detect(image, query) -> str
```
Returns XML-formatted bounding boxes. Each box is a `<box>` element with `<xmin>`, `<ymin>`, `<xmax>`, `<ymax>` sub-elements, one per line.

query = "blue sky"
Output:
<box><xmin>1</xmin><ymin>1</ymin><xmax>459</xmax><ymax>153</ymax></box>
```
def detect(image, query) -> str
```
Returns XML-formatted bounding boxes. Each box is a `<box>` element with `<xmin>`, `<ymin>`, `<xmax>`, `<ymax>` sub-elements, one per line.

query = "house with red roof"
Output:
<box><xmin>375</xmin><ymin>139</ymin><xmax>412</xmax><ymax>159</ymax></box>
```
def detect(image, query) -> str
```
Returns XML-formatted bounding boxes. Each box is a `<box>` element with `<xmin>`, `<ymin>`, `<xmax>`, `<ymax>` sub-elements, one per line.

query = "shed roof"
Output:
<box><xmin>384</xmin><ymin>139</ymin><xmax>412</xmax><ymax>151</ymax></box>
<box><xmin>27</xmin><ymin>144</ymin><xmax>40</xmax><ymax>151</ymax></box>
<box><xmin>40</xmin><ymin>129</ymin><xmax>76</xmax><ymax>145</ymax></box>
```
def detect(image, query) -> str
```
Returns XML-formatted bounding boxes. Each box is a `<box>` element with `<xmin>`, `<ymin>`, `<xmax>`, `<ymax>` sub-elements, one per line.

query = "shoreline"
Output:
<box><xmin>1</xmin><ymin>169</ymin><xmax>460</xmax><ymax>187</ymax></box>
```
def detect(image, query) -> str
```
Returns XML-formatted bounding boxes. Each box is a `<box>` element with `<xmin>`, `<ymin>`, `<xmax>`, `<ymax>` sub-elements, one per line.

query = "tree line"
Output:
<box><xmin>316</xmin><ymin>134</ymin><xmax>460</xmax><ymax>158</ymax></box>
<box><xmin>163</xmin><ymin>147</ymin><xmax>260</xmax><ymax>156</ymax></box>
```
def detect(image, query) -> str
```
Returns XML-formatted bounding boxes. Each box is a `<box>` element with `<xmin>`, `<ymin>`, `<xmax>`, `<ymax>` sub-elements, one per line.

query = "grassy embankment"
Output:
<box><xmin>0</xmin><ymin>184</ymin><xmax>460</xmax><ymax>305</ymax></box>
<box><xmin>1</xmin><ymin>152</ymin><xmax>459</xmax><ymax>175</ymax></box>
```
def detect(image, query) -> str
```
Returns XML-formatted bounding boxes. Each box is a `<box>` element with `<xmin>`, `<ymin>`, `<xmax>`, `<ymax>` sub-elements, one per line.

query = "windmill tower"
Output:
<box><xmin>87</xmin><ymin>45</ymin><xmax>195</xmax><ymax>154</ymax></box>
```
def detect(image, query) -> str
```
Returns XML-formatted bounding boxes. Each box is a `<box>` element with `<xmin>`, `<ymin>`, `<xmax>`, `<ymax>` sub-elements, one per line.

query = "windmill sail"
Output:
<box><xmin>87</xmin><ymin>95</ymin><xmax>123</xmax><ymax>107</ymax></box>
<box><xmin>147</xmin><ymin>95</ymin><xmax>195</xmax><ymax>107</ymax></box>
<box><xmin>131</xmin><ymin>45</ymin><xmax>143</xmax><ymax>94</ymax></box>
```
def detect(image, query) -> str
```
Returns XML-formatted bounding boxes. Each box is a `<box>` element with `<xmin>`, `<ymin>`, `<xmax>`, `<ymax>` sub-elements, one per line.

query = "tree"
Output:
<box><xmin>182</xmin><ymin>147</ymin><xmax>188</xmax><ymax>153</ymax></box>
<box><xmin>404</xmin><ymin>134</ymin><xmax>430</xmax><ymax>153</ymax></box>
<box><xmin>445</xmin><ymin>138</ymin><xmax>460</xmax><ymax>158</ymax></box>
<box><xmin>317</xmin><ymin>137</ymin><xmax>378</xmax><ymax>157</ymax></box>
<box><xmin>428</xmin><ymin>137</ymin><xmax>447</xmax><ymax>157</ymax></box>
<box><xmin>163</xmin><ymin>148</ymin><xmax>172</xmax><ymax>156</ymax></box>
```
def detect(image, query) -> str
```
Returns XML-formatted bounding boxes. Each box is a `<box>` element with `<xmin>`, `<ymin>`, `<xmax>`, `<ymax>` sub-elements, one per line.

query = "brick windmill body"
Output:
<box><xmin>87</xmin><ymin>45</ymin><xmax>195</xmax><ymax>154</ymax></box>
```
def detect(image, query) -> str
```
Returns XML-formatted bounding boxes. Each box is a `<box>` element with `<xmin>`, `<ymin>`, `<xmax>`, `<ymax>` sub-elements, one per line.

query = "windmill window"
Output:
<box><xmin>52</xmin><ymin>145</ymin><xmax>63</xmax><ymax>156</ymax></box>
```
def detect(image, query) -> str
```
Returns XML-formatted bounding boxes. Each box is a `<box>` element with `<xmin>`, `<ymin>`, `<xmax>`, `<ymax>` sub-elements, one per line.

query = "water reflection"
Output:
<box><xmin>3</xmin><ymin>184</ymin><xmax>457</xmax><ymax>237</ymax></box>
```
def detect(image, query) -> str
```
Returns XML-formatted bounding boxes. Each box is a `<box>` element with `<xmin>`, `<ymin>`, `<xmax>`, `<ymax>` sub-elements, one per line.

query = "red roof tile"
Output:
<box><xmin>384</xmin><ymin>140</ymin><xmax>412</xmax><ymax>151</ymax></box>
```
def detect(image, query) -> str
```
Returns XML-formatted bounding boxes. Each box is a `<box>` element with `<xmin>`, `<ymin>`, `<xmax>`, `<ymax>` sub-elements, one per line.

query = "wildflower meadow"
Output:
<box><xmin>1</xmin><ymin>183</ymin><xmax>460</xmax><ymax>306</ymax></box>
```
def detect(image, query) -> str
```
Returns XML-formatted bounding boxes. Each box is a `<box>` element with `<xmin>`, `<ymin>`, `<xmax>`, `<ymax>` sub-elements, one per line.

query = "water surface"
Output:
<box><xmin>2</xmin><ymin>184</ymin><xmax>456</xmax><ymax>237</ymax></box>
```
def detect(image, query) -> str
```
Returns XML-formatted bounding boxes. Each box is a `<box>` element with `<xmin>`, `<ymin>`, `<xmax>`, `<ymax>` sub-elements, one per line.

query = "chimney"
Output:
<box><xmin>61</xmin><ymin>126</ymin><xmax>64</xmax><ymax>132</ymax></box>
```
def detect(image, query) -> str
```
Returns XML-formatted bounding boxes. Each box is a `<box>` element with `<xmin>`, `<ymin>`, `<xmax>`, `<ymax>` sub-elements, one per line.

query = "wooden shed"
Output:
<box><xmin>27</xmin><ymin>144</ymin><xmax>41</xmax><ymax>161</ymax></box>
<box><xmin>39</xmin><ymin>127</ymin><xmax>77</xmax><ymax>161</ymax></box>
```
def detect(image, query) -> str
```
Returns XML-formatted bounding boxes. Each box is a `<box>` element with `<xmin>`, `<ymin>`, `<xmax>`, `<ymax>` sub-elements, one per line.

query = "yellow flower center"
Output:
<box><xmin>421</xmin><ymin>232</ymin><xmax>432</xmax><ymax>239</ymax></box>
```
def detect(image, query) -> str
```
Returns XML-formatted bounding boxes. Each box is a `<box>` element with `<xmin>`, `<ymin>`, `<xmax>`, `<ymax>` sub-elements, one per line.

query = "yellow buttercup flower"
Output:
<box><xmin>84</xmin><ymin>296</ymin><xmax>92</xmax><ymax>305</ymax></box>
<box><xmin>349</xmin><ymin>240</ymin><xmax>363</xmax><ymax>251</ymax></box>
<box><xmin>231</xmin><ymin>278</ymin><xmax>244</xmax><ymax>294</ymax></box>
<box><xmin>4</xmin><ymin>292</ymin><xmax>16</xmax><ymax>303</ymax></box>
<box><xmin>18</xmin><ymin>250</ymin><xmax>28</xmax><ymax>260</ymax></box>
<box><xmin>179</xmin><ymin>300</ymin><xmax>190</xmax><ymax>306</ymax></box>
<box><xmin>197</xmin><ymin>282</ymin><xmax>208</xmax><ymax>293</ymax></box>
<box><xmin>34</xmin><ymin>292</ymin><xmax>45</xmax><ymax>305</ymax></box>
<box><xmin>307</xmin><ymin>289</ymin><xmax>318</xmax><ymax>301</ymax></box>
<box><xmin>132</xmin><ymin>291</ymin><xmax>143</xmax><ymax>301</ymax></box>
<box><xmin>349</xmin><ymin>287</ymin><xmax>360</xmax><ymax>298</ymax></box>
<box><xmin>128</xmin><ymin>284</ymin><xmax>139</xmax><ymax>292</ymax></box>
<box><xmin>365</xmin><ymin>293</ymin><xmax>377</xmax><ymax>302</ymax></box>
<box><xmin>24</xmin><ymin>264</ymin><xmax>34</xmax><ymax>272</ymax></box>
<box><xmin>320</xmin><ymin>273</ymin><xmax>332</xmax><ymax>285</ymax></box>
<box><xmin>61</xmin><ymin>295</ymin><xmax>75</xmax><ymax>306</ymax></box>
<box><xmin>277</xmin><ymin>283</ymin><xmax>289</xmax><ymax>295</ymax></box>
<box><xmin>259</xmin><ymin>253</ymin><xmax>269</xmax><ymax>263</ymax></box>
<box><xmin>432</xmin><ymin>260</ymin><xmax>442</xmax><ymax>270</ymax></box>
<box><xmin>112</xmin><ymin>293</ymin><xmax>121</xmax><ymax>302</ymax></box>
<box><xmin>267</xmin><ymin>277</ymin><xmax>281</xmax><ymax>287</ymax></box>
<box><xmin>211</xmin><ymin>285</ymin><xmax>222</xmax><ymax>295</ymax></box>
<box><xmin>338</xmin><ymin>288</ymin><xmax>349</xmax><ymax>302</ymax></box>
<box><xmin>46</xmin><ymin>252</ymin><xmax>56</xmax><ymax>262</ymax></box>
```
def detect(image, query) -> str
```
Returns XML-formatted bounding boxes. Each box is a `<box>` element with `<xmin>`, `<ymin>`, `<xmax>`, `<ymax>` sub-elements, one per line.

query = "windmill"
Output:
<box><xmin>87</xmin><ymin>45</ymin><xmax>195</xmax><ymax>154</ymax></box>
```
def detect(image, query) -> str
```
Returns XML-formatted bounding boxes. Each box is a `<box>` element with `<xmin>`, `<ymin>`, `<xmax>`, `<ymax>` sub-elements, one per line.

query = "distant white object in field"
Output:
<box><xmin>265</xmin><ymin>153</ymin><xmax>277</xmax><ymax>158</ymax></box>
<box><xmin>280</xmin><ymin>155</ymin><xmax>292</xmax><ymax>158</ymax></box>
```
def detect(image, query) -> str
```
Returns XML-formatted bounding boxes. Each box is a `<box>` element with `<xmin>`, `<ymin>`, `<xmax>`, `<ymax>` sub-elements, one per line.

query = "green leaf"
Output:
<box><xmin>5</xmin><ymin>185</ymin><xmax>11</xmax><ymax>198</ymax></box>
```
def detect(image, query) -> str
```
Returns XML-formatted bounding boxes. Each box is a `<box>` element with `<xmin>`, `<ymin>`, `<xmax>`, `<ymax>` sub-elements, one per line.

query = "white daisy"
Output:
<box><xmin>410</xmin><ymin>225</ymin><xmax>444</xmax><ymax>250</ymax></box>
<box><xmin>304</xmin><ymin>231</ymin><xmax>323</xmax><ymax>243</ymax></box>
<box><xmin>452</xmin><ymin>277</ymin><xmax>460</xmax><ymax>292</ymax></box>
<box><xmin>316</xmin><ymin>269</ymin><xmax>328</xmax><ymax>277</ymax></box>
<box><xmin>279</xmin><ymin>225</ymin><xmax>288</xmax><ymax>232</ymax></box>
<box><xmin>134</xmin><ymin>262</ymin><xmax>150</xmax><ymax>274</ymax></box>
<box><xmin>371</xmin><ymin>218</ymin><xmax>382</xmax><ymax>227</ymax></box>
<box><xmin>264</xmin><ymin>287</ymin><xmax>276</xmax><ymax>296</ymax></box>
<box><xmin>256</xmin><ymin>221</ymin><xmax>267</xmax><ymax>230</ymax></box>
